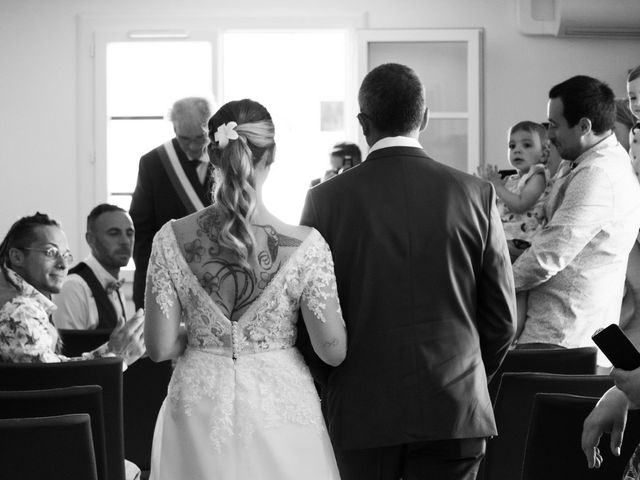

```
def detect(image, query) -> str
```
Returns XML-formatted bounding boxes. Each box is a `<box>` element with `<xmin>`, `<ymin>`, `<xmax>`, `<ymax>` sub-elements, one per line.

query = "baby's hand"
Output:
<box><xmin>477</xmin><ymin>164</ymin><xmax>502</xmax><ymax>183</ymax></box>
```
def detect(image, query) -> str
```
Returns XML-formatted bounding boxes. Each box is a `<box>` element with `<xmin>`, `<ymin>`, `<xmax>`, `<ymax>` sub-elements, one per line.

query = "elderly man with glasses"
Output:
<box><xmin>0</xmin><ymin>212</ymin><xmax>144</xmax><ymax>366</ymax></box>
<box><xmin>129</xmin><ymin>96</ymin><xmax>215</xmax><ymax>310</ymax></box>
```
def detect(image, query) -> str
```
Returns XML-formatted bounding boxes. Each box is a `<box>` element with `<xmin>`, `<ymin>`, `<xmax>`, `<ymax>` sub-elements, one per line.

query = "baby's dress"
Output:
<box><xmin>147</xmin><ymin>223</ymin><xmax>342</xmax><ymax>480</ymax></box>
<box><xmin>497</xmin><ymin>164</ymin><xmax>550</xmax><ymax>241</ymax></box>
<box><xmin>630</xmin><ymin>122</ymin><xmax>640</xmax><ymax>181</ymax></box>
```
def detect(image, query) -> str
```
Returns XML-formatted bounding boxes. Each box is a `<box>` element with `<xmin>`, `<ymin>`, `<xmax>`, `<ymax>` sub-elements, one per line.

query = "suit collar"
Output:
<box><xmin>365</xmin><ymin>145</ymin><xmax>429</xmax><ymax>162</ymax></box>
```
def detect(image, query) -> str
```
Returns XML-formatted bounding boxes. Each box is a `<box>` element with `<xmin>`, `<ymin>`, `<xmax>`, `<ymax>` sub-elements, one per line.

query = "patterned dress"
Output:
<box><xmin>497</xmin><ymin>164</ymin><xmax>550</xmax><ymax>242</ymax></box>
<box><xmin>147</xmin><ymin>223</ymin><xmax>342</xmax><ymax>480</ymax></box>
<box><xmin>630</xmin><ymin>122</ymin><xmax>640</xmax><ymax>179</ymax></box>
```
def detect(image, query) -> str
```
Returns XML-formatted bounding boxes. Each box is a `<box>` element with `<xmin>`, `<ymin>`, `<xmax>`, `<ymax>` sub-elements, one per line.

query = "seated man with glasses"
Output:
<box><xmin>0</xmin><ymin>212</ymin><xmax>145</xmax><ymax>366</ymax></box>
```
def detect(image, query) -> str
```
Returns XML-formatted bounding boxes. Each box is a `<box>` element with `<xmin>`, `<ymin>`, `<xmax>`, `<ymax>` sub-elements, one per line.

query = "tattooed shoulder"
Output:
<box><xmin>196</xmin><ymin>209</ymin><xmax>222</xmax><ymax>242</ymax></box>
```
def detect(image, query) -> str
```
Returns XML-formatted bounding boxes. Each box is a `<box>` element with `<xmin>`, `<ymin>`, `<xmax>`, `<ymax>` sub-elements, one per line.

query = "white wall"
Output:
<box><xmin>1</xmin><ymin>0</ymin><xmax>639</xmax><ymax>256</ymax></box>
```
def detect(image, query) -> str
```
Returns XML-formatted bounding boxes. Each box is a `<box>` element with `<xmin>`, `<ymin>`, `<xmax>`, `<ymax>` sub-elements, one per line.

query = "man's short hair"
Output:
<box><xmin>168</xmin><ymin>97</ymin><xmax>213</xmax><ymax>127</ymax></box>
<box><xmin>0</xmin><ymin>212</ymin><xmax>59</xmax><ymax>269</ymax></box>
<box><xmin>549</xmin><ymin>75</ymin><xmax>615</xmax><ymax>135</ymax></box>
<box><xmin>86</xmin><ymin>203</ymin><xmax>126</xmax><ymax>233</ymax></box>
<box><xmin>358</xmin><ymin>63</ymin><xmax>426</xmax><ymax>135</ymax></box>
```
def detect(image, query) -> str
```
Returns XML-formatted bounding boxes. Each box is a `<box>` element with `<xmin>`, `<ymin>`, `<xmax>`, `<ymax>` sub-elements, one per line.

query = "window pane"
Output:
<box><xmin>420</xmin><ymin>119</ymin><xmax>468</xmax><ymax>172</ymax></box>
<box><xmin>223</xmin><ymin>31</ymin><xmax>349</xmax><ymax>224</ymax></box>
<box><xmin>107</xmin><ymin>119</ymin><xmax>174</xmax><ymax>194</ymax></box>
<box><xmin>107</xmin><ymin>41</ymin><xmax>213</xmax><ymax>115</ymax></box>
<box><xmin>106</xmin><ymin>41</ymin><xmax>214</xmax><ymax>201</ymax></box>
<box><xmin>368</xmin><ymin>41</ymin><xmax>467</xmax><ymax>112</ymax></box>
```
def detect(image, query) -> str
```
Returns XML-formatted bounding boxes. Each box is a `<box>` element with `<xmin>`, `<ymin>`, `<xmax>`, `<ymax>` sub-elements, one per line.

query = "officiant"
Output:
<box><xmin>53</xmin><ymin>203</ymin><xmax>136</xmax><ymax>331</ymax></box>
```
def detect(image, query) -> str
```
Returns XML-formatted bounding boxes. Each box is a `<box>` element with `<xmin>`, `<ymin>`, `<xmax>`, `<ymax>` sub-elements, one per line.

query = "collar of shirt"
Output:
<box><xmin>84</xmin><ymin>255</ymin><xmax>123</xmax><ymax>292</ymax></box>
<box><xmin>1</xmin><ymin>265</ymin><xmax>56</xmax><ymax>315</ymax></box>
<box><xmin>367</xmin><ymin>136</ymin><xmax>423</xmax><ymax>155</ymax></box>
<box><xmin>571</xmin><ymin>133</ymin><xmax>618</xmax><ymax>170</ymax></box>
<box><xmin>189</xmin><ymin>150</ymin><xmax>210</xmax><ymax>164</ymax></box>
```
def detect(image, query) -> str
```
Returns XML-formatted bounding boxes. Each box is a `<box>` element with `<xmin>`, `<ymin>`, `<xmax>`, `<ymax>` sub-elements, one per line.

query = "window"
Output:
<box><xmin>83</xmin><ymin>20</ymin><xmax>356</xmax><ymax>227</ymax></box>
<box><xmin>106</xmin><ymin>41</ymin><xmax>214</xmax><ymax>210</ymax></box>
<box><xmin>78</xmin><ymin>17</ymin><xmax>482</xmax><ymax>265</ymax></box>
<box><xmin>358</xmin><ymin>29</ymin><xmax>483</xmax><ymax>173</ymax></box>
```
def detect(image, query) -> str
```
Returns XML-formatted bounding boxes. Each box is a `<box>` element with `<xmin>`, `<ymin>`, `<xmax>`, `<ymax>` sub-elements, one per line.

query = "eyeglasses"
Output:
<box><xmin>176</xmin><ymin>133</ymin><xmax>209</xmax><ymax>144</ymax></box>
<box><xmin>19</xmin><ymin>247</ymin><xmax>74</xmax><ymax>265</ymax></box>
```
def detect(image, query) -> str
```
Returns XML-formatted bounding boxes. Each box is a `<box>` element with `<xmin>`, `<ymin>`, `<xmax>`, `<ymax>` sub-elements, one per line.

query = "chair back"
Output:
<box><xmin>58</xmin><ymin>328</ymin><xmax>112</xmax><ymax>357</ymax></box>
<box><xmin>0</xmin><ymin>413</ymin><xmax>98</xmax><ymax>480</ymax></box>
<box><xmin>123</xmin><ymin>357</ymin><xmax>172</xmax><ymax>470</ymax></box>
<box><xmin>522</xmin><ymin>393</ymin><xmax>640</xmax><ymax>479</ymax></box>
<box><xmin>484</xmin><ymin>372</ymin><xmax>613</xmax><ymax>480</ymax></box>
<box><xmin>0</xmin><ymin>385</ymin><xmax>107</xmax><ymax>480</ymax></box>
<box><xmin>488</xmin><ymin>346</ymin><xmax>598</xmax><ymax>403</ymax></box>
<box><xmin>58</xmin><ymin>328</ymin><xmax>172</xmax><ymax>470</ymax></box>
<box><xmin>0</xmin><ymin>358</ymin><xmax>125</xmax><ymax>480</ymax></box>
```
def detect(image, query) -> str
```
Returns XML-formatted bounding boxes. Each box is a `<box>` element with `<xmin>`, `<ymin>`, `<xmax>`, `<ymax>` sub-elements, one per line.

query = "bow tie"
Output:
<box><xmin>105</xmin><ymin>279</ymin><xmax>125</xmax><ymax>294</ymax></box>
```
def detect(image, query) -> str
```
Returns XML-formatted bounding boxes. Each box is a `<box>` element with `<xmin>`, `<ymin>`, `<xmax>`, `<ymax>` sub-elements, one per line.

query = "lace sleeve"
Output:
<box><xmin>147</xmin><ymin>227</ymin><xmax>179</xmax><ymax>317</ymax></box>
<box><xmin>301</xmin><ymin>234</ymin><xmax>344</xmax><ymax>325</ymax></box>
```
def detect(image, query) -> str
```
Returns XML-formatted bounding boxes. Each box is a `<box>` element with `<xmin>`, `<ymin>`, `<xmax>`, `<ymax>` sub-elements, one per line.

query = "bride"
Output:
<box><xmin>144</xmin><ymin>99</ymin><xmax>346</xmax><ymax>479</ymax></box>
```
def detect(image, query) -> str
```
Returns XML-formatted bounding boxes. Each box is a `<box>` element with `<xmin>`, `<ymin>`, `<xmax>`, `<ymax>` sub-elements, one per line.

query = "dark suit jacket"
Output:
<box><xmin>299</xmin><ymin>146</ymin><xmax>516</xmax><ymax>450</ymax></box>
<box><xmin>129</xmin><ymin>138</ymin><xmax>214</xmax><ymax>308</ymax></box>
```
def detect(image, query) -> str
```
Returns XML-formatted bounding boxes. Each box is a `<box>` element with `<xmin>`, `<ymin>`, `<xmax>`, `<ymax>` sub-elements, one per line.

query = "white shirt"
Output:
<box><xmin>194</xmin><ymin>151</ymin><xmax>210</xmax><ymax>184</ymax></box>
<box><xmin>513</xmin><ymin>134</ymin><xmax>640</xmax><ymax>350</ymax></box>
<box><xmin>367</xmin><ymin>135</ymin><xmax>423</xmax><ymax>155</ymax></box>
<box><xmin>53</xmin><ymin>255</ymin><xmax>127</xmax><ymax>330</ymax></box>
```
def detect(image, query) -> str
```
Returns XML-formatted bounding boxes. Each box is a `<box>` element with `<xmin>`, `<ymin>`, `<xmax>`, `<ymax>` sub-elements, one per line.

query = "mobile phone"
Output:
<box><xmin>592</xmin><ymin>324</ymin><xmax>640</xmax><ymax>370</ymax></box>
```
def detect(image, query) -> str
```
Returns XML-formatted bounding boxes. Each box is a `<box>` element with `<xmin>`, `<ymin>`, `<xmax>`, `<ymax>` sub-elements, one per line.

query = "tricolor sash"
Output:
<box><xmin>157</xmin><ymin>141</ymin><xmax>207</xmax><ymax>213</ymax></box>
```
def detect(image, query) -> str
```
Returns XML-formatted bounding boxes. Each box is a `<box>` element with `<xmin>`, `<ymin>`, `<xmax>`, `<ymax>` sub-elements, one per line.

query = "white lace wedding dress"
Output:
<box><xmin>147</xmin><ymin>223</ymin><xmax>341</xmax><ymax>480</ymax></box>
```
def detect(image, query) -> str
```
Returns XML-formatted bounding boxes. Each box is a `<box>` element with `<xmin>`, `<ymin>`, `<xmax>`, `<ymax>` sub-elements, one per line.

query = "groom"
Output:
<box><xmin>300</xmin><ymin>63</ymin><xmax>516</xmax><ymax>479</ymax></box>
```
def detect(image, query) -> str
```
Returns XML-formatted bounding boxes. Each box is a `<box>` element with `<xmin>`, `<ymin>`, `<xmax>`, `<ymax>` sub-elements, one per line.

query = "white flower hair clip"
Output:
<box><xmin>214</xmin><ymin>121</ymin><xmax>239</xmax><ymax>148</ymax></box>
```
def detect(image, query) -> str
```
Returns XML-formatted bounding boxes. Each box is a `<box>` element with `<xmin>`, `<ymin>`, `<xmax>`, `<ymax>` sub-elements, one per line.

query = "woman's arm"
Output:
<box><xmin>300</xmin><ymin>238</ymin><xmax>347</xmax><ymax>367</ymax></box>
<box><xmin>300</xmin><ymin>296</ymin><xmax>346</xmax><ymax>367</ymax></box>
<box><xmin>143</xmin><ymin>231</ymin><xmax>187</xmax><ymax>362</ymax></box>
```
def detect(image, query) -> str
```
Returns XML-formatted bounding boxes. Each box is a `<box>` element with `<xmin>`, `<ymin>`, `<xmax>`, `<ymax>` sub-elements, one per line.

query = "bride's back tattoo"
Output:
<box><xmin>182</xmin><ymin>209</ymin><xmax>302</xmax><ymax>320</ymax></box>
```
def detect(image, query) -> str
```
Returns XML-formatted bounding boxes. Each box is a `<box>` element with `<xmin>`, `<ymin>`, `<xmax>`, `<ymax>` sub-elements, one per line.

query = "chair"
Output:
<box><xmin>58</xmin><ymin>327</ymin><xmax>172</xmax><ymax>470</ymax></box>
<box><xmin>522</xmin><ymin>393</ymin><xmax>640</xmax><ymax>479</ymax></box>
<box><xmin>0</xmin><ymin>358</ymin><xmax>125</xmax><ymax>480</ymax></box>
<box><xmin>488</xmin><ymin>346</ymin><xmax>598</xmax><ymax>403</ymax></box>
<box><xmin>0</xmin><ymin>413</ymin><xmax>98</xmax><ymax>480</ymax></box>
<box><xmin>483</xmin><ymin>372</ymin><xmax>614</xmax><ymax>480</ymax></box>
<box><xmin>0</xmin><ymin>385</ymin><xmax>107</xmax><ymax>480</ymax></box>
<box><xmin>122</xmin><ymin>357</ymin><xmax>172</xmax><ymax>470</ymax></box>
<box><xmin>58</xmin><ymin>328</ymin><xmax>111</xmax><ymax>357</ymax></box>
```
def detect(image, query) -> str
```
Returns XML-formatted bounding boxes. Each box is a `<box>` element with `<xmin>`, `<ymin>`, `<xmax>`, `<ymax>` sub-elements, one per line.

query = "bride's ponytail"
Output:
<box><xmin>208</xmin><ymin>100</ymin><xmax>275</xmax><ymax>266</ymax></box>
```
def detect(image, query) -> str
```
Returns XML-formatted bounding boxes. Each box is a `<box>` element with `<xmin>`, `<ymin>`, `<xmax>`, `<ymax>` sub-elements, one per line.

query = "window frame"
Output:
<box><xmin>357</xmin><ymin>28</ymin><xmax>484</xmax><ymax>173</ymax></box>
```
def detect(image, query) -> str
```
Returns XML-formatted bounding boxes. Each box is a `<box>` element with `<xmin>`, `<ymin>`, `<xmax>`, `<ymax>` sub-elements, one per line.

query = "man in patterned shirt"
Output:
<box><xmin>0</xmin><ymin>212</ymin><xmax>144</xmax><ymax>364</ymax></box>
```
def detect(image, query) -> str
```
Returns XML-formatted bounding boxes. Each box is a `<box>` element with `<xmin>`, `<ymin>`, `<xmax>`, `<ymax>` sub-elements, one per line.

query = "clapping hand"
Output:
<box><xmin>108</xmin><ymin>308</ymin><xmax>146</xmax><ymax>366</ymax></box>
<box><xmin>476</xmin><ymin>164</ymin><xmax>502</xmax><ymax>184</ymax></box>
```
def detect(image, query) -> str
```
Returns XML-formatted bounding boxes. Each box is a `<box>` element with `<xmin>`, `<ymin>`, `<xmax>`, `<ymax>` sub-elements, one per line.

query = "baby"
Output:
<box><xmin>478</xmin><ymin>121</ymin><xmax>550</xmax><ymax>339</ymax></box>
<box><xmin>627</xmin><ymin>65</ymin><xmax>640</xmax><ymax>176</ymax></box>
